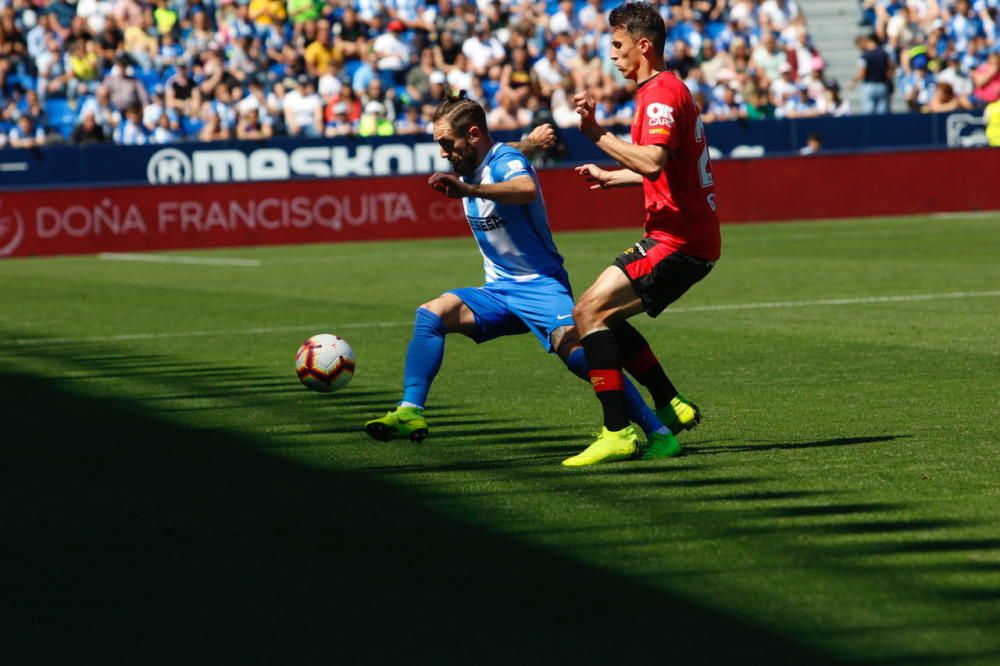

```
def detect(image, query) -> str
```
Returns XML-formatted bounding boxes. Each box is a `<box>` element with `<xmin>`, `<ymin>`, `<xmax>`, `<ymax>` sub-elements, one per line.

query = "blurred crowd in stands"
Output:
<box><xmin>856</xmin><ymin>0</ymin><xmax>999</xmax><ymax>115</ymax></box>
<box><xmin>0</xmin><ymin>0</ymin><xmax>996</xmax><ymax>149</ymax></box>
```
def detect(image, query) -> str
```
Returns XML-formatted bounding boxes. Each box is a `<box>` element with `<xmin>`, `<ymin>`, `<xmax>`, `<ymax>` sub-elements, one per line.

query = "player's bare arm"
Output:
<box><xmin>575</xmin><ymin>163</ymin><xmax>644</xmax><ymax>189</ymax></box>
<box><xmin>574</xmin><ymin>91</ymin><xmax>668</xmax><ymax>179</ymax></box>
<box><xmin>428</xmin><ymin>172</ymin><xmax>537</xmax><ymax>205</ymax></box>
<box><xmin>508</xmin><ymin>123</ymin><xmax>556</xmax><ymax>157</ymax></box>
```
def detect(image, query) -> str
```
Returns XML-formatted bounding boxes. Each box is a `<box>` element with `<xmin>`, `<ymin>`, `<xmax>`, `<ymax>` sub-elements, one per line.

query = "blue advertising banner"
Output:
<box><xmin>0</xmin><ymin>112</ymin><xmax>988</xmax><ymax>191</ymax></box>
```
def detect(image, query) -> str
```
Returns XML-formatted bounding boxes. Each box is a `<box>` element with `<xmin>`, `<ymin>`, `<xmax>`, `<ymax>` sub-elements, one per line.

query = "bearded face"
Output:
<box><xmin>449</xmin><ymin>139</ymin><xmax>480</xmax><ymax>176</ymax></box>
<box><xmin>433</xmin><ymin>121</ymin><xmax>483</xmax><ymax>177</ymax></box>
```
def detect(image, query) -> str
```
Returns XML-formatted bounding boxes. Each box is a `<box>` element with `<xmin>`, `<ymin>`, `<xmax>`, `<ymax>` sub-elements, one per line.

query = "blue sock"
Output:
<box><xmin>401</xmin><ymin>308</ymin><xmax>448</xmax><ymax>409</ymax></box>
<box><xmin>565</xmin><ymin>347</ymin><xmax>667</xmax><ymax>435</ymax></box>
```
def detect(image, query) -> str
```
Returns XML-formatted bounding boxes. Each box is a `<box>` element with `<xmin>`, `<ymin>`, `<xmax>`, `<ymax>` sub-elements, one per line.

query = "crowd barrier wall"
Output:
<box><xmin>0</xmin><ymin>111</ymin><xmax>989</xmax><ymax>191</ymax></box>
<box><xmin>1</xmin><ymin>147</ymin><xmax>997</xmax><ymax>259</ymax></box>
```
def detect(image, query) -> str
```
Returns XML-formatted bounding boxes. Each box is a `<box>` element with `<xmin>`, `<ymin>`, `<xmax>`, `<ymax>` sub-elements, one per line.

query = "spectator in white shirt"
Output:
<box><xmin>533</xmin><ymin>46</ymin><xmax>567</xmax><ymax>97</ymax></box>
<box><xmin>462</xmin><ymin>21</ymin><xmax>506</xmax><ymax>79</ymax></box>
<box><xmin>283</xmin><ymin>75</ymin><xmax>324</xmax><ymax>138</ymax></box>
<box><xmin>549</xmin><ymin>0</ymin><xmax>581</xmax><ymax>35</ymax></box>
<box><xmin>752</xmin><ymin>31</ymin><xmax>788</xmax><ymax>84</ymax></box>
<box><xmin>76</xmin><ymin>0</ymin><xmax>115</xmax><ymax>34</ymax></box>
<box><xmin>579</xmin><ymin>0</ymin><xmax>605</xmax><ymax>32</ymax></box>
<box><xmin>373</xmin><ymin>20</ymin><xmax>411</xmax><ymax>77</ymax></box>
<box><xmin>237</xmin><ymin>79</ymin><xmax>275</xmax><ymax>125</ymax></box>
<box><xmin>760</xmin><ymin>0</ymin><xmax>799</xmax><ymax>32</ymax></box>
<box><xmin>318</xmin><ymin>61</ymin><xmax>344</xmax><ymax>101</ymax></box>
<box><xmin>446</xmin><ymin>53</ymin><xmax>476</xmax><ymax>93</ymax></box>
<box><xmin>769</xmin><ymin>61</ymin><xmax>799</xmax><ymax>101</ymax></box>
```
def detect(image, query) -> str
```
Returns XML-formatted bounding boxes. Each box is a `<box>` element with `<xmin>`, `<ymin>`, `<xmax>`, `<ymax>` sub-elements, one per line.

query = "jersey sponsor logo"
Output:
<box><xmin>648</xmin><ymin>128</ymin><xmax>669</xmax><ymax>135</ymax></box>
<box><xmin>466</xmin><ymin>213</ymin><xmax>506</xmax><ymax>231</ymax></box>
<box><xmin>645</xmin><ymin>102</ymin><xmax>675</xmax><ymax>127</ymax></box>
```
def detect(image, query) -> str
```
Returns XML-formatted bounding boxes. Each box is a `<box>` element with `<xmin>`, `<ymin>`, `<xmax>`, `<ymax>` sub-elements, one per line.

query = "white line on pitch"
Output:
<box><xmin>929</xmin><ymin>210</ymin><xmax>1000</xmax><ymax>219</ymax></box>
<box><xmin>669</xmin><ymin>290</ymin><xmax>1000</xmax><ymax>314</ymax></box>
<box><xmin>5</xmin><ymin>320</ymin><xmax>410</xmax><ymax>346</ymax></box>
<box><xmin>5</xmin><ymin>289</ymin><xmax>1000</xmax><ymax>347</ymax></box>
<box><xmin>98</xmin><ymin>253</ymin><xmax>262</xmax><ymax>267</ymax></box>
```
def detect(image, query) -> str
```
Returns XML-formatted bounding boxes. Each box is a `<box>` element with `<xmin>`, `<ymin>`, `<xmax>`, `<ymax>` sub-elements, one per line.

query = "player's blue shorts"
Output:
<box><xmin>448</xmin><ymin>273</ymin><xmax>575</xmax><ymax>353</ymax></box>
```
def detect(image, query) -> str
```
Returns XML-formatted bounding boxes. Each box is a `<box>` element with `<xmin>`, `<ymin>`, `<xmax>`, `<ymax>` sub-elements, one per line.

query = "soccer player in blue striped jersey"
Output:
<box><xmin>364</xmin><ymin>92</ymin><xmax>679</xmax><ymax>463</ymax></box>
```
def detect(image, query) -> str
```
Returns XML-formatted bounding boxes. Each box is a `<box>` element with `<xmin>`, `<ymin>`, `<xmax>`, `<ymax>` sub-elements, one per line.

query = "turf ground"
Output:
<box><xmin>1</xmin><ymin>213</ymin><xmax>999</xmax><ymax>665</ymax></box>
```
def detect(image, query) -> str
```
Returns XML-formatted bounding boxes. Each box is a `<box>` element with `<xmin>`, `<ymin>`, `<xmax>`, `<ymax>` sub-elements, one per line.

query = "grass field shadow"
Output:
<box><xmin>687</xmin><ymin>435</ymin><xmax>912</xmax><ymax>456</ymax></box>
<box><xmin>0</xmin><ymin>368</ymin><xmax>851</xmax><ymax>666</ymax></box>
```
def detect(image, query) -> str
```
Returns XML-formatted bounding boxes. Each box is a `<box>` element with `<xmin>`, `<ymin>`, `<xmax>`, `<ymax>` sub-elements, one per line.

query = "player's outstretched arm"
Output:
<box><xmin>508</xmin><ymin>123</ymin><xmax>556</xmax><ymax>157</ymax></box>
<box><xmin>573</xmin><ymin>91</ymin><xmax>668</xmax><ymax>179</ymax></box>
<box><xmin>575</xmin><ymin>163</ymin><xmax>644</xmax><ymax>189</ymax></box>
<box><xmin>428</xmin><ymin>172</ymin><xmax>537</xmax><ymax>204</ymax></box>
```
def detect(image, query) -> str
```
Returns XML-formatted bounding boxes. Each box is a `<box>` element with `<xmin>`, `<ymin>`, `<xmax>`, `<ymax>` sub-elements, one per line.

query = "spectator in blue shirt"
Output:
<box><xmin>8</xmin><ymin>114</ymin><xmax>46</xmax><ymax>148</ymax></box>
<box><xmin>853</xmin><ymin>32</ymin><xmax>893</xmax><ymax>113</ymax></box>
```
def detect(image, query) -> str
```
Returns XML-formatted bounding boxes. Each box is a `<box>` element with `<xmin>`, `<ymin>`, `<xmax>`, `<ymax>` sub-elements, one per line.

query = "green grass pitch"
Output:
<box><xmin>1</xmin><ymin>213</ymin><xmax>998</xmax><ymax>664</ymax></box>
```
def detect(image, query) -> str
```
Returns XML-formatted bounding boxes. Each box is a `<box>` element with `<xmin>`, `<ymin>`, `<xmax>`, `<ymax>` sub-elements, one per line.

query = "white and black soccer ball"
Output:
<box><xmin>295</xmin><ymin>334</ymin><xmax>355</xmax><ymax>393</ymax></box>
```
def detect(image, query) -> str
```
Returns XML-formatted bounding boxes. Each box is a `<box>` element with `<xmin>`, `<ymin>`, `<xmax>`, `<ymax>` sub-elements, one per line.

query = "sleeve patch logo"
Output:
<box><xmin>504</xmin><ymin>161</ymin><xmax>529</xmax><ymax>179</ymax></box>
<box><xmin>645</xmin><ymin>102</ymin><xmax>675</xmax><ymax>127</ymax></box>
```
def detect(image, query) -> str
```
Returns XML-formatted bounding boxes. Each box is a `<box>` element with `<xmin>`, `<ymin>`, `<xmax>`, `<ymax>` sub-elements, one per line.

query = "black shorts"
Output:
<box><xmin>613</xmin><ymin>237</ymin><xmax>715</xmax><ymax>317</ymax></box>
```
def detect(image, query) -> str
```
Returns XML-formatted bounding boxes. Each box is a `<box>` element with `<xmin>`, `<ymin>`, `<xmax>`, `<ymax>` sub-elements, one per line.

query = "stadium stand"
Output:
<box><xmin>853</xmin><ymin>0</ymin><xmax>999</xmax><ymax>112</ymax></box>
<box><xmin>0</xmin><ymin>0</ymin><xmax>994</xmax><ymax>148</ymax></box>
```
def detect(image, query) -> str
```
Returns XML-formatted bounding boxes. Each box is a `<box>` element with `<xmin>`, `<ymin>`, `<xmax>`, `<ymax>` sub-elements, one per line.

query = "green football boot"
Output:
<box><xmin>562</xmin><ymin>425</ymin><xmax>639</xmax><ymax>467</ymax></box>
<box><xmin>364</xmin><ymin>406</ymin><xmax>429</xmax><ymax>443</ymax></box>
<box><xmin>656</xmin><ymin>394</ymin><xmax>701</xmax><ymax>433</ymax></box>
<box><xmin>640</xmin><ymin>431</ymin><xmax>681</xmax><ymax>459</ymax></box>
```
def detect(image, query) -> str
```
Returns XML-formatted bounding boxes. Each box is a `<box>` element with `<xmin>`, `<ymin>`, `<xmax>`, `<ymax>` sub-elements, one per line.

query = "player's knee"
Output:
<box><xmin>419</xmin><ymin>298</ymin><xmax>443</xmax><ymax>316</ymax></box>
<box><xmin>419</xmin><ymin>295</ymin><xmax>457</xmax><ymax>320</ymax></box>
<box><xmin>414</xmin><ymin>305</ymin><xmax>449</xmax><ymax>336</ymax></box>
<box><xmin>418</xmin><ymin>295</ymin><xmax>466</xmax><ymax>333</ymax></box>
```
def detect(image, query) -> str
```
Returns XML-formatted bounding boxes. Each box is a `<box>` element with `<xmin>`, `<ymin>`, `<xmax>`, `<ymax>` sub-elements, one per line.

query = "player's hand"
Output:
<box><xmin>428</xmin><ymin>172</ymin><xmax>468</xmax><ymax>199</ymax></box>
<box><xmin>526</xmin><ymin>123</ymin><xmax>556</xmax><ymax>150</ymax></box>
<box><xmin>573</xmin><ymin>91</ymin><xmax>597</xmax><ymax>127</ymax></box>
<box><xmin>575</xmin><ymin>163</ymin><xmax>612</xmax><ymax>190</ymax></box>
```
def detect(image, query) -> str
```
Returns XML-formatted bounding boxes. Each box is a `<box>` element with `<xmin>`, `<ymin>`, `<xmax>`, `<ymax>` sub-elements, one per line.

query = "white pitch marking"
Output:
<box><xmin>929</xmin><ymin>210</ymin><xmax>1000</xmax><ymax>219</ymax></box>
<box><xmin>98</xmin><ymin>253</ymin><xmax>262</xmax><ymax>267</ymax></box>
<box><xmin>5</xmin><ymin>320</ymin><xmax>410</xmax><ymax>346</ymax></box>
<box><xmin>5</xmin><ymin>290</ymin><xmax>1000</xmax><ymax>347</ymax></box>
<box><xmin>669</xmin><ymin>290</ymin><xmax>1000</xmax><ymax>314</ymax></box>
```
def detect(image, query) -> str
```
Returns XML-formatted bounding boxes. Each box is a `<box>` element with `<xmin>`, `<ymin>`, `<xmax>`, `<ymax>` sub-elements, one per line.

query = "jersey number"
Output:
<box><xmin>694</xmin><ymin>116</ymin><xmax>714</xmax><ymax>188</ymax></box>
<box><xmin>694</xmin><ymin>116</ymin><xmax>716</xmax><ymax>211</ymax></box>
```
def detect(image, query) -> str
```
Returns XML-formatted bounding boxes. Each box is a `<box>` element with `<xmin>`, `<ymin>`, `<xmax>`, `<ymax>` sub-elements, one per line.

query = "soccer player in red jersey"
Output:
<box><xmin>562</xmin><ymin>1</ymin><xmax>720</xmax><ymax>467</ymax></box>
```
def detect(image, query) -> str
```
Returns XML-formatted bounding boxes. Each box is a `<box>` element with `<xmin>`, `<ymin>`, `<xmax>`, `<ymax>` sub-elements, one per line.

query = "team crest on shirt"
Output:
<box><xmin>645</xmin><ymin>102</ymin><xmax>675</xmax><ymax>127</ymax></box>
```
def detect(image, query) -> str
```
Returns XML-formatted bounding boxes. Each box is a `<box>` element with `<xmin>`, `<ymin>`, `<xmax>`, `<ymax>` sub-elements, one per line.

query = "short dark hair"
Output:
<box><xmin>608</xmin><ymin>2</ymin><xmax>666</xmax><ymax>57</ymax></box>
<box><xmin>432</xmin><ymin>90</ymin><xmax>488</xmax><ymax>137</ymax></box>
